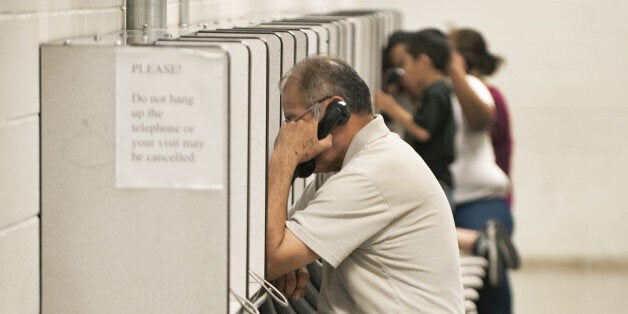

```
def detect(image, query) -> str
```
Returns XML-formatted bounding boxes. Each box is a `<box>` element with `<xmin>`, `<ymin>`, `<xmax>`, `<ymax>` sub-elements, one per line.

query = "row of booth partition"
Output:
<box><xmin>41</xmin><ymin>9</ymin><xmax>401</xmax><ymax>313</ymax></box>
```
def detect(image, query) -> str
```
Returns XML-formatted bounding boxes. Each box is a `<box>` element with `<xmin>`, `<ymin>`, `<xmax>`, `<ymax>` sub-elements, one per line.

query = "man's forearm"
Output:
<box><xmin>385</xmin><ymin>102</ymin><xmax>430</xmax><ymax>142</ymax></box>
<box><xmin>266</xmin><ymin>151</ymin><xmax>298</xmax><ymax>275</ymax></box>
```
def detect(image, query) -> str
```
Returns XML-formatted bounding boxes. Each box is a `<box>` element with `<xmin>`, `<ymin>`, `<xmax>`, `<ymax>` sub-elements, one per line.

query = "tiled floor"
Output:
<box><xmin>511</xmin><ymin>264</ymin><xmax>628</xmax><ymax>314</ymax></box>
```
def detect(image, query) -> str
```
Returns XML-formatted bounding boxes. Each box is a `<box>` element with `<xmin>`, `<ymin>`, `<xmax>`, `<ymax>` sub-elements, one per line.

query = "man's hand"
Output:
<box><xmin>272</xmin><ymin>267</ymin><xmax>310</xmax><ymax>300</ymax></box>
<box><xmin>274</xmin><ymin>117</ymin><xmax>333</xmax><ymax>166</ymax></box>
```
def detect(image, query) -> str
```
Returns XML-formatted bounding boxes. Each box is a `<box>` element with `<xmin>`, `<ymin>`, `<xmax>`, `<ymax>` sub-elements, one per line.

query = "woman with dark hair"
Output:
<box><xmin>449</xmin><ymin>27</ymin><xmax>518</xmax><ymax>314</ymax></box>
<box><xmin>451</xmin><ymin>28</ymin><xmax>514</xmax><ymax>206</ymax></box>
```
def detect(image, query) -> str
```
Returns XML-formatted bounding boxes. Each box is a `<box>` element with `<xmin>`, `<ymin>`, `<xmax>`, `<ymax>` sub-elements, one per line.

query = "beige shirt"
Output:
<box><xmin>287</xmin><ymin>116</ymin><xmax>464</xmax><ymax>313</ymax></box>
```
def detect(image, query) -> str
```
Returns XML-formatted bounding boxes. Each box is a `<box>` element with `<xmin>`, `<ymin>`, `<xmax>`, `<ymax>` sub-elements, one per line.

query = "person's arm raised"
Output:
<box><xmin>448</xmin><ymin>52</ymin><xmax>494</xmax><ymax>131</ymax></box>
<box><xmin>266</xmin><ymin>118</ymin><xmax>330</xmax><ymax>281</ymax></box>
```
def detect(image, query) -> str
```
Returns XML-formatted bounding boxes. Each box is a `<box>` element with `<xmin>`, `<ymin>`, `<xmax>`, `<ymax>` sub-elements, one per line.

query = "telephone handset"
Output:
<box><xmin>292</xmin><ymin>99</ymin><xmax>351</xmax><ymax>181</ymax></box>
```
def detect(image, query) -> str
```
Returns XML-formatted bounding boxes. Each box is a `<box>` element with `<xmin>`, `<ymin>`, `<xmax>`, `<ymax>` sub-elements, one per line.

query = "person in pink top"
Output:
<box><xmin>488</xmin><ymin>87</ymin><xmax>513</xmax><ymax>205</ymax></box>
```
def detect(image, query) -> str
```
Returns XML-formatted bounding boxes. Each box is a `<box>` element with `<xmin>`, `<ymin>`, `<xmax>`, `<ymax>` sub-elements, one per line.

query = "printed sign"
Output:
<box><xmin>115</xmin><ymin>47</ymin><xmax>227</xmax><ymax>189</ymax></box>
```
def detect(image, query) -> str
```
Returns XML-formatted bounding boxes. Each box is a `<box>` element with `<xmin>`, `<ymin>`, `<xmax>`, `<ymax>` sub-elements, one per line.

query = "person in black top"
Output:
<box><xmin>376</xmin><ymin>29</ymin><xmax>456</xmax><ymax>206</ymax></box>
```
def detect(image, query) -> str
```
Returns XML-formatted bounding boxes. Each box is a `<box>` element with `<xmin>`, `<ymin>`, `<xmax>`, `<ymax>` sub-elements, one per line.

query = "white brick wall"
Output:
<box><xmin>0</xmin><ymin>15</ymin><xmax>39</xmax><ymax>120</ymax></box>
<box><xmin>0</xmin><ymin>218</ymin><xmax>39</xmax><ymax>314</ymax></box>
<box><xmin>0</xmin><ymin>0</ymin><xmax>38</xmax><ymax>13</ymax></box>
<box><xmin>0</xmin><ymin>117</ymin><xmax>39</xmax><ymax>230</ymax></box>
<box><xmin>1</xmin><ymin>3</ymin><xmax>41</xmax><ymax>312</ymax></box>
<box><xmin>0</xmin><ymin>1</ymin><xmax>123</xmax><ymax>313</ymax></box>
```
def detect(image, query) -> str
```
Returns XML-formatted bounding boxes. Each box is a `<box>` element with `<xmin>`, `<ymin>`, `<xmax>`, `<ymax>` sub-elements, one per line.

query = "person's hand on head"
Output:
<box><xmin>274</xmin><ymin>114</ymin><xmax>333</xmax><ymax>165</ymax></box>
<box><xmin>448</xmin><ymin>51</ymin><xmax>467</xmax><ymax>78</ymax></box>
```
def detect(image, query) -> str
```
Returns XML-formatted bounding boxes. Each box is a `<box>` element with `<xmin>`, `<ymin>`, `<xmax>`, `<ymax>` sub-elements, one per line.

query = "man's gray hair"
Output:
<box><xmin>280</xmin><ymin>56</ymin><xmax>373</xmax><ymax>115</ymax></box>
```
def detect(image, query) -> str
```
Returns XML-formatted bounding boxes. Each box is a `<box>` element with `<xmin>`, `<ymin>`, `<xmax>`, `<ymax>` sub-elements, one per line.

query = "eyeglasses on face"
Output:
<box><xmin>284</xmin><ymin>95</ymin><xmax>334</xmax><ymax>123</ymax></box>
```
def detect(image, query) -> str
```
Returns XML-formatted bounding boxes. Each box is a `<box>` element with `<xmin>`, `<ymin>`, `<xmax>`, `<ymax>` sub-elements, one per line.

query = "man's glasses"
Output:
<box><xmin>284</xmin><ymin>95</ymin><xmax>333</xmax><ymax>123</ymax></box>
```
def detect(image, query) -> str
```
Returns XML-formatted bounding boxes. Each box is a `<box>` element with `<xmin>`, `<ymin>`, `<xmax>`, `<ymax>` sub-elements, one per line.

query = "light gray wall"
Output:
<box><xmin>344</xmin><ymin>0</ymin><xmax>628</xmax><ymax>265</ymax></box>
<box><xmin>1</xmin><ymin>2</ymin><xmax>123</xmax><ymax>312</ymax></box>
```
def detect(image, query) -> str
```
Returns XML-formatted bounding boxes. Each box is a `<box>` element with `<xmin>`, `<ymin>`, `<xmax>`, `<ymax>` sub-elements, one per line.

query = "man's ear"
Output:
<box><xmin>329</xmin><ymin>96</ymin><xmax>346</xmax><ymax>104</ymax></box>
<box><xmin>320</xmin><ymin>96</ymin><xmax>345</xmax><ymax>113</ymax></box>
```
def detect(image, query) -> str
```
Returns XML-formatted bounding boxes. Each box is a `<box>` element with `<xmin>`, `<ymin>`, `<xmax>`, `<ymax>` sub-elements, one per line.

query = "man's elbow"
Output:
<box><xmin>266</xmin><ymin>253</ymin><xmax>285</xmax><ymax>281</ymax></box>
<box><xmin>265</xmin><ymin>229</ymin><xmax>319</xmax><ymax>280</ymax></box>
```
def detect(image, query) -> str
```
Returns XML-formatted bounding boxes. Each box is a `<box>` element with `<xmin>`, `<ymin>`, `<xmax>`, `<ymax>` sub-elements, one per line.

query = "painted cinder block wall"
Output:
<box><xmin>2</xmin><ymin>0</ymin><xmax>627</xmax><ymax>312</ymax></box>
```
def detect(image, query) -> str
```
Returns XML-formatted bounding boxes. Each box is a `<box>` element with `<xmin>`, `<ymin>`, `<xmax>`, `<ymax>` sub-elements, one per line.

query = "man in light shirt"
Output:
<box><xmin>266</xmin><ymin>55</ymin><xmax>464</xmax><ymax>313</ymax></box>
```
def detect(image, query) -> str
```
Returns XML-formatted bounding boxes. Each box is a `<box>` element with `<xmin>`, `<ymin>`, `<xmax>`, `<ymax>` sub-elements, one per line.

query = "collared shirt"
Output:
<box><xmin>287</xmin><ymin>115</ymin><xmax>464</xmax><ymax>313</ymax></box>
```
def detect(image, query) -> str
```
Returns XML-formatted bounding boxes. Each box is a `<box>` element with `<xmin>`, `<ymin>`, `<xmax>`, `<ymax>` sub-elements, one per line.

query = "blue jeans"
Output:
<box><xmin>454</xmin><ymin>198</ymin><xmax>514</xmax><ymax>314</ymax></box>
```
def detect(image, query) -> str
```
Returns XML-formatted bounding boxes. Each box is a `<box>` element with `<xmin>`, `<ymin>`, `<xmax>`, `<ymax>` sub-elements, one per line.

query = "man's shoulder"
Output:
<box><xmin>344</xmin><ymin>133</ymin><xmax>426</xmax><ymax>181</ymax></box>
<box><xmin>358</xmin><ymin>131</ymin><xmax>416</xmax><ymax>161</ymax></box>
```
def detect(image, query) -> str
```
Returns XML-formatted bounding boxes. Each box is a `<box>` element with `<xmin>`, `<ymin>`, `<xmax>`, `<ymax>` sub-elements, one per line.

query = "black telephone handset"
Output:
<box><xmin>382</xmin><ymin>67</ymin><xmax>405</xmax><ymax>90</ymax></box>
<box><xmin>292</xmin><ymin>99</ymin><xmax>351</xmax><ymax>181</ymax></box>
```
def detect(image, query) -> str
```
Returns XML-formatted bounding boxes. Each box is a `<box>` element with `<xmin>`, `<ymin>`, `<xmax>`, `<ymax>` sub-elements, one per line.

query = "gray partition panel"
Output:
<box><xmin>175</xmin><ymin>37</ymin><xmax>268</xmax><ymax>295</ymax></box>
<box><xmin>247</xmin><ymin>26</ymin><xmax>308</xmax><ymax>62</ymax></box>
<box><xmin>41</xmin><ymin>44</ymin><xmax>229</xmax><ymax>314</ymax></box>
<box><xmin>300</xmin><ymin>28</ymin><xmax>318</xmax><ymax>56</ymax></box>
<box><xmin>203</xmin><ymin>30</ymin><xmax>285</xmax><ymax>76</ymax></box>
<box><xmin>264</xmin><ymin>23</ymin><xmax>328</xmax><ymax>55</ymax></box>
<box><xmin>223</xmin><ymin>26</ymin><xmax>313</xmax><ymax>213</ymax></box>
<box><xmin>187</xmin><ymin>31</ymin><xmax>282</xmax><ymax>159</ymax></box>
<box><xmin>349</xmin><ymin>17</ymin><xmax>368</xmax><ymax>91</ymax></box>
<box><xmin>363</xmin><ymin>14</ymin><xmax>377</xmax><ymax>96</ymax></box>
<box><xmin>314</xmin><ymin>15</ymin><xmax>372</xmax><ymax>99</ymax></box>
<box><xmin>231</xmin><ymin>28</ymin><xmax>296</xmax><ymax>75</ymax></box>
<box><xmin>323</xmin><ymin>23</ymin><xmax>338</xmax><ymax>56</ymax></box>
<box><xmin>308</xmin><ymin>15</ymin><xmax>355</xmax><ymax>66</ymax></box>
<box><xmin>157</xmin><ymin>39</ymin><xmax>251</xmax><ymax>307</ymax></box>
<box><xmin>375</xmin><ymin>12</ymin><xmax>391</xmax><ymax>90</ymax></box>
<box><xmin>187</xmin><ymin>32</ymin><xmax>288</xmax><ymax>225</ymax></box>
<box><xmin>370</xmin><ymin>14</ymin><xmax>382</xmax><ymax>95</ymax></box>
<box><xmin>259</xmin><ymin>23</ymin><xmax>319</xmax><ymax>56</ymax></box>
<box><xmin>303</xmin><ymin>16</ymin><xmax>352</xmax><ymax>63</ymax></box>
<box><xmin>333</xmin><ymin>11</ymin><xmax>392</xmax><ymax>96</ymax></box>
<box><xmin>245</xmin><ymin>24</ymin><xmax>325</xmax><ymax>202</ymax></box>
<box><xmin>283</xmin><ymin>19</ymin><xmax>341</xmax><ymax>57</ymax></box>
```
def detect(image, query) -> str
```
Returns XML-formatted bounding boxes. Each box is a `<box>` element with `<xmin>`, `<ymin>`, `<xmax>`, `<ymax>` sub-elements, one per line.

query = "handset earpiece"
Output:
<box><xmin>292</xmin><ymin>98</ymin><xmax>351</xmax><ymax>181</ymax></box>
<box><xmin>382</xmin><ymin>67</ymin><xmax>405</xmax><ymax>90</ymax></box>
<box><xmin>316</xmin><ymin>99</ymin><xmax>350</xmax><ymax>139</ymax></box>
